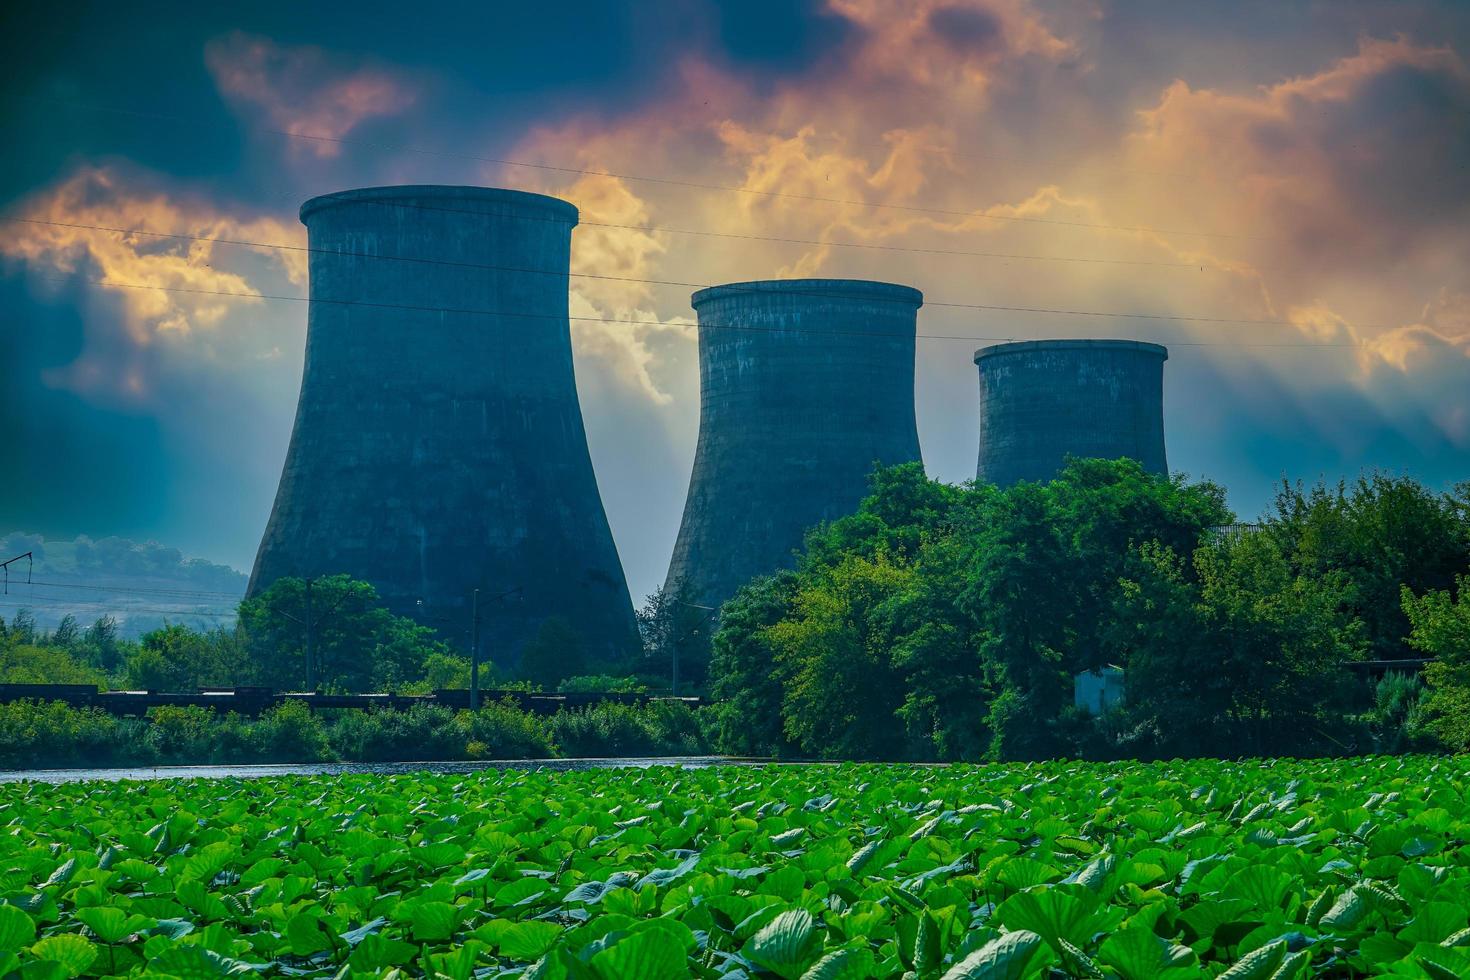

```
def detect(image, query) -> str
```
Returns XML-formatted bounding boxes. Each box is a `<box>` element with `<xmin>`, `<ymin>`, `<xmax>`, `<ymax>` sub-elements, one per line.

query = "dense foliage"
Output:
<box><xmin>0</xmin><ymin>699</ymin><xmax>711</xmax><ymax>770</ymax></box>
<box><xmin>709</xmin><ymin>461</ymin><xmax>1469</xmax><ymax>762</ymax></box>
<box><xmin>6</xmin><ymin>757</ymin><xmax>1470</xmax><ymax>977</ymax></box>
<box><xmin>0</xmin><ymin>575</ymin><xmax>656</xmax><ymax>699</ymax></box>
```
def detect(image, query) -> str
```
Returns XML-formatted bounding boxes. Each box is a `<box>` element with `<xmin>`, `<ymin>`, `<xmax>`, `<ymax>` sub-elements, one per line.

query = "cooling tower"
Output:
<box><xmin>974</xmin><ymin>339</ymin><xmax>1168</xmax><ymax>486</ymax></box>
<box><xmin>665</xmin><ymin>279</ymin><xmax>924</xmax><ymax>610</ymax></box>
<box><xmin>249</xmin><ymin>185</ymin><xmax>638</xmax><ymax>663</ymax></box>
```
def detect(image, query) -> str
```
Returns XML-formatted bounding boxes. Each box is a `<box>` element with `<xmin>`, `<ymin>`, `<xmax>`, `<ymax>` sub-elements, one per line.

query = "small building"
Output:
<box><xmin>1074</xmin><ymin>665</ymin><xmax>1125</xmax><ymax>714</ymax></box>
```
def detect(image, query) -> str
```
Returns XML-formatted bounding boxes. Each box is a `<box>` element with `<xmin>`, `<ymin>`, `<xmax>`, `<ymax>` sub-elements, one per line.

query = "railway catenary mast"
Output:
<box><xmin>249</xmin><ymin>185</ymin><xmax>639</xmax><ymax>663</ymax></box>
<box><xmin>665</xmin><ymin>279</ymin><xmax>924</xmax><ymax>611</ymax></box>
<box><xmin>974</xmin><ymin>339</ymin><xmax>1168</xmax><ymax>486</ymax></box>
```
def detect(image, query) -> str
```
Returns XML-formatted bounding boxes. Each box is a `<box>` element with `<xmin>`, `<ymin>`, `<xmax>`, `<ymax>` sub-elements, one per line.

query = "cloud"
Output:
<box><xmin>0</xmin><ymin>165</ymin><xmax>306</xmax><ymax>410</ymax></box>
<box><xmin>561</xmin><ymin>174</ymin><xmax>688</xmax><ymax>405</ymax></box>
<box><xmin>2</xmin><ymin>166</ymin><xmax>304</xmax><ymax>345</ymax></box>
<box><xmin>205</xmin><ymin>31</ymin><xmax>415</xmax><ymax>157</ymax></box>
<box><xmin>1124</xmin><ymin>37</ymin><xmax>1470</xmax><ymax>287</ymax></box>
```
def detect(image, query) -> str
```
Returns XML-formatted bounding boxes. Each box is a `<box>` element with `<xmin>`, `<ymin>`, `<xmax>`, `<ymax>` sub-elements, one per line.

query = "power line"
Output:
<box><xmin>4</xmin><ymin>213</ymin><xmax>1203</xmax><ymax>271</ymax></box>
<box><xmin>28</xmin><ymin>579</ymin><xmax>244</xmax><ymax>600</ymax></box>
<box><xmin>13</xmin><ymin>95</ymin><xmax>1243</xmax><ymax>238</ymax></box>
<box><xmin>33</xmin><ymin>272</ymin><xmax>1381</xmax><ymax>349</ymax></box>
<box><xmin>0</xmin><ymin>588</ymin><xmax>234</xmax><ymax>610</ymax></box>
<box><xmin>4</xmin><ymin>216</ymin><xmax>1212</xmax><ymax>315</ymax></box>
<box><xmin>0</xmin><ymin>595</ymin><xmax>233</xmax><ymax>618</ymax></box>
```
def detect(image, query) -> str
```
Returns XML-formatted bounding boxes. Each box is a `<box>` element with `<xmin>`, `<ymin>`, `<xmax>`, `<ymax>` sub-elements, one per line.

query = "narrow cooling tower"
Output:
<box><xmin>974</xmin><ymin>339</ymin><xmax>1168</xmax><ymax>486</ymax></box>
<box><xmin>665</xmin><ymin>279</ymin><xmax>924</xmax><ymax>610</ymax></box>
<box><xmin>249</xmin><ymin>185</ymin><xmax>638</xmax><ymax>663</ymax></box>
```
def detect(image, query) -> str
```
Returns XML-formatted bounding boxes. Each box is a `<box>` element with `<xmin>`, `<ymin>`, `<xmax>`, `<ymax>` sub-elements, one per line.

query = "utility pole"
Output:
<box><xmin>1</xmin><ymin>552</ymin><xmax>32</xmax><ymax>595</ymax></box>
<box><xmin>304</xmin><ymin>577</ymin><xmax>315</xmax><ymax>692</ymax></box>
<box><xmin>672</xmin><ymin>599</ymin><xmax>718</xmax><ymax>698</ymax></box>
<box><xmin>470</xmin><ymin>588</ymin><xmax>481</xmax><ymax>710</ymax></box>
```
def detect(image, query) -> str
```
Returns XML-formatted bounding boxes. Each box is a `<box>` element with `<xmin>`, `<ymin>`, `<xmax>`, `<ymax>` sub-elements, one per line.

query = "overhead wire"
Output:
<box><xmin>28</xmin><ymin>579</ymin><xmax>243</xmax><ymax>599</ymax></box>
<box><xmin>31</xmin><ymin>271</ymin><xmax>1378</xmax><ymax>349</ymax></box>
<box><xmin>4</xmin><ymin>213</ymin><xmax>1205</xmax><ymax>271</ymax></box>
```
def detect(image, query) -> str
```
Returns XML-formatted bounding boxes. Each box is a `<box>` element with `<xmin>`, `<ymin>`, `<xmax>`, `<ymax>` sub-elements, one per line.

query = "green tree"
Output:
<box><xmin>125</xmin><ymin>624</ymin><xmax>246</xmax><ymax>691</ymax></box>
<box><xmin>237</xmin><ymin>576</ymin><xmax>451</xmax><ymax>692</ymax></box>
<box><xmin>1118</xmin><ymin>535</ymin><xmax>1363</xmax><ymax>757</ymax></box>
<box><xmin>0</xmin><ymin>643</ymin><xmax>110</xmax><ymax>686</ymax></box>
<box><xmin>766</xmin><ymin>554</ymin><xmax>915</xmax><ymax>759</ymax></box>
<box><xmin>960</xmin><ymin>482</ymin><xmax>1074</xmax><ymax>760</ymax></box>
<box><xmin>49</xmin><ymin>615</ymin><xmax>80</xmax><ymax>648</ymax></box>
<box><xmin>1270</xmin><ymin>475</ymin><xmax>1470</xmax><ymax>659</ymax></box>
<box><xmin>78</xmin><ymin>616</ymin><xmax>125</xmax><ymax>673</ymax></box>
<box><xmin>637</xmin><ymin>584</ymin><xmax>714</xmax><ymax>691</ymax></box>
<box><xmin>1402</xmin><ymin>575</ymin><xmax>1470</xmax><ymax>749</ymax></box>
<box><xmin>708</xmin><ymin>572</ymin><xmax>798</xmax><ymax>757</ymax></box>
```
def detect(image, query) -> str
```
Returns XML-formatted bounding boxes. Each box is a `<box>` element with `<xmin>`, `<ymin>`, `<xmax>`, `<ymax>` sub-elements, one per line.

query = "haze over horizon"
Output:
<box><xmin>3</xmin><ymin>0</ymin><xmax>1469</xmax><ymax>604</ymax></box>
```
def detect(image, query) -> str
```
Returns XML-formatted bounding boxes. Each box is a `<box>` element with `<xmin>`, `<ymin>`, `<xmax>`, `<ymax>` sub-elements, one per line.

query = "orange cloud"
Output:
<box><xmin>1</xmin><ymin>166</ymin><xmax>309</xmax><ymax>406</ymax></box>
<box><xmin>205</xmin><ymin>32</ymin><xmax>415</xmax><ymax>157</ymax></box>
<box><xmin>2</xmin><ymin>166</ymin><xmax>304</xmax><ymax>344</ymax></box>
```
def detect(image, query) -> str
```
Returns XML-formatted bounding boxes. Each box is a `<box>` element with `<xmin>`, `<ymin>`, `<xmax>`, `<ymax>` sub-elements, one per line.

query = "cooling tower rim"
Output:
<box><xmin>691</xmin><ymin>278</ymin><xmax>924</xmax><ymax>310</ymax></box>
<box><xmin>300</xmin><ymin>185</ymin><xmax>579</xmax><ymax>224</ymax></box>
<box><xmin>974</xmin><ymin>338</ymin><xmax>1168</xmax><ymax>365</ymax></box>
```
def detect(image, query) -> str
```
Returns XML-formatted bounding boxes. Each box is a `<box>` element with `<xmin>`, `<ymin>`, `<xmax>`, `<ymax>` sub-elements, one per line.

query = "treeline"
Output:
<box><xmin>0</xmin><ymin>577</ymin><xmax>671</xmax><ymax>697</ymax></box>
<box><xmin>707</xmin><ymin>459</ymin><xmax>1470</xmax><ymax>761</ymax></box>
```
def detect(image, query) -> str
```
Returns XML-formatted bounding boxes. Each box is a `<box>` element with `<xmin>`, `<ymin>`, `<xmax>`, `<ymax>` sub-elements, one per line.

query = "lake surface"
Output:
<box><xmin>0</xmin><ymin>756</ymin><xmax>759</xmax><ymax>784</ymax></box>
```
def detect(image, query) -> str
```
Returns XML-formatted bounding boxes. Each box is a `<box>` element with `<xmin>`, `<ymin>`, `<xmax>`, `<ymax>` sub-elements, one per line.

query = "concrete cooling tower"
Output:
<box><xmin>974</xmin><ymin>339</ymin><xmax>1168</xmax><ymax>486</ymax></box>
<box><xmin>249</xmin><ymin>185</ymin><xmax>638</xmax><ymax>663</ymax></box>
<box><xmin>665</xmin><ymin>279</ymin><xmax>924</xmax><ymax>610</ymax></box>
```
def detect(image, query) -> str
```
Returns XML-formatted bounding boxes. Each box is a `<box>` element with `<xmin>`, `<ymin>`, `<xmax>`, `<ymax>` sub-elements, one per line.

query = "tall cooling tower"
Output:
<box><xmin>249</xmin><ymin>185</ymin><xmax>638</xmax><ymax>662</ymax></box>
<box><xmin>974</xmin><ymin>339</ymin><xmax>1168</xmax><ymax>486</ymax></box>
<box><xmin>665</xmin><ymin>279</ymin><xmax>924</xmax><ymax>610</ymax></box>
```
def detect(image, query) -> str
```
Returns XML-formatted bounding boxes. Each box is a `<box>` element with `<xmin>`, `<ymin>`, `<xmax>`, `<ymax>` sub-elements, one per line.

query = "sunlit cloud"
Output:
<box><xmin>2</xmin><ymin>166</ymin><xmax>304</xmax><ymax>342</ymax></box>
<box><xmin>1</xmin><ymin>166</ymin><xmax>305</xmax><ymax>404</ymax></box>
<box><xmin>205</xmin><ymin>31</ymin><xmax>415</xmax><ymax>157</ymax></box>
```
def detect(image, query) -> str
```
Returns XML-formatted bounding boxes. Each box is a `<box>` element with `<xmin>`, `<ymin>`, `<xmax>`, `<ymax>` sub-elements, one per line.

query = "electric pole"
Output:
<box><xmin>471</xmin><ymin>588</ymin><xmax>481</xmax><ymax>710</ymax></box>
<box><xmin>1</xmin><ymin>552</ymin><xmax>32</xmax><ymax>595</ymax></box>
<box><xmin>672</xmin><ymin>599</ymin><xmax>718</xmax><ymax>698</ymax></box>
<box><xmin>304</xmin><ymin>577</ymin><xmax>315</xmax><ymax>691</ymax></box>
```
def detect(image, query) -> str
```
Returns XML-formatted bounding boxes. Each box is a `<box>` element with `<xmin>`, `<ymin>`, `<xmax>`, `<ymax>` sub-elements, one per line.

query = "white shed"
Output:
<box><xmin>1074</xmin><ymin>665</ymin><xmax>1125</xmax><ymax>714</ymax></box>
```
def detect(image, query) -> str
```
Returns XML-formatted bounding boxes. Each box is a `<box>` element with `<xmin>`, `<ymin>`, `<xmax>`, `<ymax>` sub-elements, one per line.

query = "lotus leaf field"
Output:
<box><xmin>3</xmin><ymin>758</ymin><xmax>1470</xmax><ymax>978</ymax></box>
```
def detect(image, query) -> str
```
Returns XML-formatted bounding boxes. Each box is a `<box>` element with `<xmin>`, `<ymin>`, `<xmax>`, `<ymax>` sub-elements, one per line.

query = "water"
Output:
<box><xmin>0</xmin><ymin>756</ymin><xmax>758</xmax><ymax>784</ymax></box>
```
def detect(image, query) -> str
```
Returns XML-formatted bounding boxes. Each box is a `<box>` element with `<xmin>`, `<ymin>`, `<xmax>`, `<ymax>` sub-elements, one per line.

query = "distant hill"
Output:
<box><xmin>0</xmin><ymin>532</ymin><xmax>246</xmax><ymax>639</ymax></box>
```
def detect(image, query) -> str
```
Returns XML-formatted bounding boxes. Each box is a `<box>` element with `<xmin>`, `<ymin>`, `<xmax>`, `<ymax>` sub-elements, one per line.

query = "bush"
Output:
<box><xmin>456</xmin><ymin>701</ymin><xmax>555</xmax><ymax>759</ymax></box>
<box><xmin>251</xmin><ymin>700</ymin><xmax>332</xmax><ymax>763</ymax></box>
<box><xmin>549</xmin><ymin>703</ymin><xmax>658</xmax><ymax>758</ymax></box>
<box><xmin>0</xmin><ymin>700</ymin><xmax>129</xmax><ymax>768</ymax></box>
<box><xmin>146</xmin><ymin>705</ymin><xmax>221</xmax><ymax>763</ymax></box>
<box><xmin>1366</xmin><ymin>672</ymin><xmax>1432</xmax><ymax>754</ymax></box>
<box><xmin>0</xmin><ymin>644</ymin><xmax>110</xmax><ymax>686</ymax></box>
<box><xmin>557</xmin><ymin>674</ymin><xmax>648</xmax><ymax>694</ymax></box>
<box><xmin>0</xmin><ymin>697</ymin><xmax>712</xmax><ymax>769</ymax></box>
<box><xmin>327</xmin><ymin>704</ymin><xmax>461</xmax><ymax>762</ymax></box>
<box><xmin>548</xmin><ymin>702</ymin><xmax>713</xmax><ymax>758</ymax></box>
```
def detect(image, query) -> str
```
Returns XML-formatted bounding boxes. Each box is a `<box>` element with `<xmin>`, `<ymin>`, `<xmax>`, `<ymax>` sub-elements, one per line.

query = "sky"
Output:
<box><xmin>2</xmin><ymin>0</ymin><xmax>1469</xmax><ymax>605</ymax></box>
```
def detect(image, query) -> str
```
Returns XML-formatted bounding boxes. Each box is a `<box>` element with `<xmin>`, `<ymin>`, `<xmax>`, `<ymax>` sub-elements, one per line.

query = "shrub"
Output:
<box><xmin>548</xmin><ymin>702</ymin><xmax>713</xmax><ymax>758</ymax></box>
<box><xmin>0</xmin><ymin>644</ymin><xmax>110</xmax><ymax>687</ymax></box>
<box><xmin>456</xmin><ymin>701</ymin><xmax>554</xmax><ymax>759</ymax></box>
<box><xmin>0</xmin><ymin>700</ymin><xmax>128</xmax><ymax>768</ymax></box>
<box><xmin>642</xmin><ymin>700</ymin><xmax>710</xmax><ymax>755</ymax></box>
<box><xmin>548</xmin><ymin>703</ymin><xmax>658</xmax><ymax>758</ymax></box>
<box><xmin>327</xmin><ymin>704</ymin><xmax>461</xmax><ymax>762</ymax></box>
<box><xmin>252</xmin><ymin>700</ymin><xmax>332</xmax><ymax>763</ymax></box>
<box><xmin>146</xmin><ymin>705</ymin><xmax>221</xmax><ymax>763</ymax></box>
<box><xmin>557</xmin><ymin>674</ymin><xmax>648</xmax><ymax>694</ymax></box>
